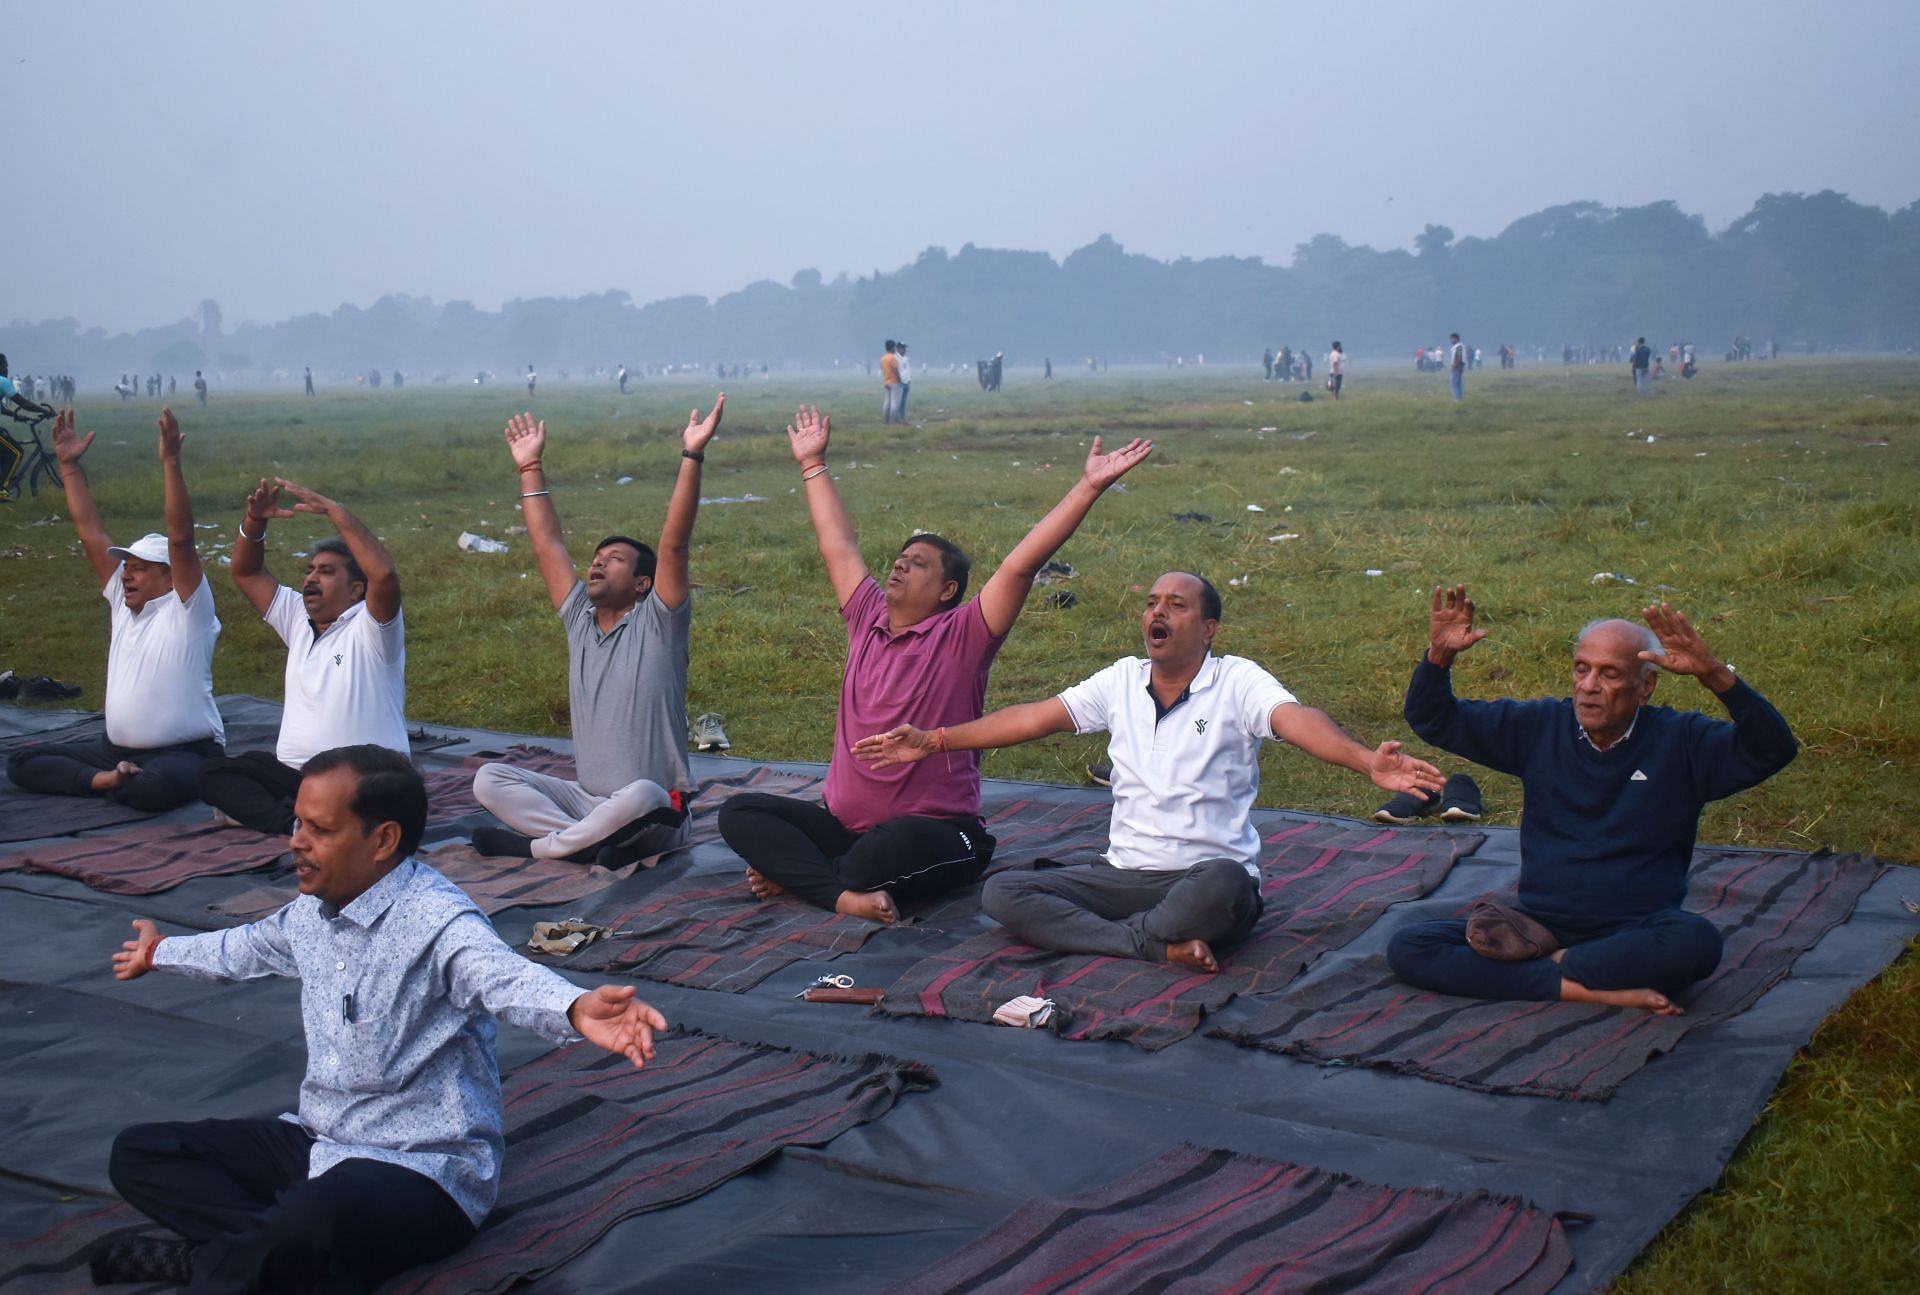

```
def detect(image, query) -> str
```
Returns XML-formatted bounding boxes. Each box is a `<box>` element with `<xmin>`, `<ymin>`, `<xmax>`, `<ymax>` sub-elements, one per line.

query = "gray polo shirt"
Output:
<box><xmin>561</xmin><ymin>581</ymin><xmax>692</xmax><ymax>797</ymax></box>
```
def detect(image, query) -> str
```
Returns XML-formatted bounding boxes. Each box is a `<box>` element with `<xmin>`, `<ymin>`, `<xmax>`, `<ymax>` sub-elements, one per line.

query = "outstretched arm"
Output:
<box><xmin>975</xmin><ymin>436</ymin><xmax>1152</xmax><ymax>637</ymax></box>
<box><xmin>852</xmin><ymin>699</ymin><xmax>1076</xmax><ymax>768</ymax></box>
<box><xmin>111</xmin><ymin>919</ymin><xmax>165</xmax><ymax>980</ymax></box>
<box><xmin>1270</xmin><ymin>703</ymin><xmax>1445</xmax><ymax>795</ymax></box>
<box><xmin>231</xmin><ymin>478</ymin><xmax>288</xmax><ymax>615</ymax></box>
<box><xmin>277</xmin><ymin>480</ymin><xmax>401</xmax><ymax>624</ymax></box>
<box><xmin>51</xmin><ymin>410</ymin><xmax>117</xmax><ymax>585</ymax></box>
<box><xmin>155</xmin><ymin>407</ymin><xmax>205</xmax><ymax>601</ymax></box>
<box><xmin>569</xmin><ymin>985</ymin><xmax>669</xmax><ymax>1070</ymax></box>
<box><xmin>503</xmin><ymin>413</ymin><xmax>580</xmax><ymax>610</ymax></box>
<box><xmin>652</xmin><ymin>394</ymin><xmax>723</xmax><ymax>611</ymax></box>
<box><xmin>787</xmin><ymin>405</ymin><xmax>869</xmax><ymax>608</ymax></box>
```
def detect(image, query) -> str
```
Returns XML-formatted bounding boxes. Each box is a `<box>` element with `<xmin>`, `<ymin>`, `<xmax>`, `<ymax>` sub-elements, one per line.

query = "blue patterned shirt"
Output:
<box><xmin>152</xmin><ymin>858</ymin><xmax>584</xmax><ymax>1224</ymax></box>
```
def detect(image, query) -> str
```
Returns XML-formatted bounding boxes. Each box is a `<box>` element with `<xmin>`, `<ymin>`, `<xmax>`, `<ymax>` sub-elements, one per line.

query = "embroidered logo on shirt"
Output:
<box><xmin>332</xmin><ymin>653</ymin><xmax>343</xmax><ymax>666</ymax></box>
<box><xmin>1194</xmin><ymin>718</ymin><xmax>1209</xmax><ymax>735</ymax></box>
<box><xmin>1630</xmin><ymin>769</ymin><xmax>1648</xmax><ymax>781</ymax></box>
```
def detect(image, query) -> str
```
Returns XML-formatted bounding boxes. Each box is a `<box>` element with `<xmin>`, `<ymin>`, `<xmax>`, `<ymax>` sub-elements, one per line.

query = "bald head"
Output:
<box><xmin>1577</xmin><ymin>619</ymin><xmax>1663</xmax><ymax>679</ymax></box>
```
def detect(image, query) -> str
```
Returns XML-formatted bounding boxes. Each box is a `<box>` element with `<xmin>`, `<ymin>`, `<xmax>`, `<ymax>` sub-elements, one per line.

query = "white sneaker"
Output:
<box><xmin>690</xmin><ymin>712</ymin><xmax>731</xmax><ymax>751</ymax></box>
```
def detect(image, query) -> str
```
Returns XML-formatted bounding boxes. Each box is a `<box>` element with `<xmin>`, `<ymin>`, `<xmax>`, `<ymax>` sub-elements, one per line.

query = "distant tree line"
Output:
<box><xmin>6</xmin><ymin>190</ymin><xmax>1916</xmax><ymax>382</ymax></box>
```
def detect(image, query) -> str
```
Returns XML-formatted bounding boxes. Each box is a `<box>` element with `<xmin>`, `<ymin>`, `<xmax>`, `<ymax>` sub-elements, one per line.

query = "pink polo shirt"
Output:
<box><xmin>824</xmin><ymin>576</ymin><xmax>1006</xmax><ymax>832</ymax></box>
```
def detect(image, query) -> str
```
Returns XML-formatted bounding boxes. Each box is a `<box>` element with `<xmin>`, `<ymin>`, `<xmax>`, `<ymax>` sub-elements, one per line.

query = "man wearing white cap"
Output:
<box><xmin>7</xmin><ymin>407</ymin><xmax>226</xmax><ymax>812</ymax></box>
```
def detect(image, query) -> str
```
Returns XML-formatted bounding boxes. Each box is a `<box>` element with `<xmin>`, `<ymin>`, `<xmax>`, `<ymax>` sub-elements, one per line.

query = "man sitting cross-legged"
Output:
<box><xmin>718</xmin><ymin>405</ymin><xmax>1153</xmax><ymax>922</ymax></box>
<box><xmin>856</xmin><ymin>572</ymin><xmax>1444</xmax><ymax>969</ymax></box>
<box><xmin>468</xmin><ymin>398</ymin><xmax>722</xmax><ymax>866</ymax></box>
<box><xmin>197</xmin><ymin>478</ymin><xmax>408</xmax><ymax>835</ymax></box>
<box><xmin>97</xmin><ymin>745</ymin><xmax>667</xmax><ymax>1292</ymax></box>
<box><xmin>7</xmin><ymin>408</ymin><xmax>225</xmax><ymax>812</ymax></box>
<box><xmin>1386</xmin><ymin>585</ymin><xmax>1799</xmax><ymax>1014</ymax></box>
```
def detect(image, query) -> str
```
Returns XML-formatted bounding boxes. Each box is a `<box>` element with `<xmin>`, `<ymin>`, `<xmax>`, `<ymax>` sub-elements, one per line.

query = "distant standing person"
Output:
<box><xmin>1328</xmin><ymin>342</ymin><xmax>1345</xmax><ymax>400</ymax></box>
<box><xmin>617</xmin><ymin>363</ymin><xmax>629</xmax><ymax>394</ymax></box>
<box><xmin>303</xmin><ymin>366</ymin><xmax>314</xmax><ymax>396</ymax></box>
<box><xmin>1262</xmin><ymin>348</ymin><xmax>1273</xmax><ymax>381</ymax></box>
<box><xmin>1631</xmin><ymin>337</ymin><xmax>1652</xmax><ymax>395</ymax></box>
<box><xmin>193</xmin><ymin>371</ymin><xmax>208</xmax><ymax>407</ymax></box>
<box><xmin>896</xmin><ymin>342</ymin><xmax>912</xmax><ymax>424</ymax></box>
<box><xmin>880</xmin><ymin>340</ymin><xmax>901</xmax><ymax>423</ymax></box>
<box><xmin>1044</xmin><ymin>357</ymin><xmax>1053</xmax><ymax>380</ymax></box>
<box><xmin>1448</xmin><ymin>334</ymin><xmax>1466</xmax><ymax>402</ymax></box>
<box><xmin>526</xmin><ymin>365</ymin><xmax>537</xmax><ymax>397</ymax></box>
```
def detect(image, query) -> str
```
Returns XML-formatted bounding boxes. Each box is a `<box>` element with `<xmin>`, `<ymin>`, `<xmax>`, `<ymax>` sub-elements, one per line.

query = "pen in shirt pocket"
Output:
<box><xmin>342</xmin><ymin>993</ymin><xmax>355</xmax><ymax>1024</ymax></box>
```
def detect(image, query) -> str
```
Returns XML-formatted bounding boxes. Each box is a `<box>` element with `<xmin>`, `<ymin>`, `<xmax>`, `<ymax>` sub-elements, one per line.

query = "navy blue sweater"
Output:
<box><xmin>1404</xmin><ymin>659</ymin><xmax>1798</xmax><ymax>926</ymax></box>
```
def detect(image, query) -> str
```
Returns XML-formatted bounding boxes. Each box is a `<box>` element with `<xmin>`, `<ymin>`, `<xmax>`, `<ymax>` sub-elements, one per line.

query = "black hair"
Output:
<box><xmin>1163</xmin><ymin>571</ymin><xmax>1223</xmax><ymax>622</ymax></box>
<box><xmin>301</xmin><ymin>745</ymin><xmax>427</xmax><ymax>860</ymax></box>
<box><xmin>310</xmin><ymin>537</ymin><xmax>366</xmax><ymax>590</ymax></box>
<box><xmin>594</xmin><ymin>535</ymin><xmax>658</xmax><ymax>584</ymax></box>
<box><xmin>0</xmin><ymin>353</ymin><xmax>8</xmax><ymax>375</ymax></box>
<box><xmin>885</xmin><ymin>339</ymin><xmax>897</xmax><ymax>352</ymax></box>
<box><xmin>1331</xmin><ymin>341</ymin><xmax>1342</xmax><ymax>351</ymax></box>
<box><xmin>901</xmin><ymin>533</ymin><xmax>971</xmax><ymax>609</ymax></box>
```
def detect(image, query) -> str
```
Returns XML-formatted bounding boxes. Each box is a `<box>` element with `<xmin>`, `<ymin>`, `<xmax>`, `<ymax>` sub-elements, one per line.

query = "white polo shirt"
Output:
<box><xmin>1058</xmin><ymin>654</ymin><xmax>1296</xmax><ymax>877</ymax></box>
<box><xmin>102</xmin><ymin>565</ymin><xmax>225</xmax><ymax>749</ymax></box>
<box><xmin>263</xmin><ymin>585</ymin><xmax>409</xmax><ymax>768</ymax></box>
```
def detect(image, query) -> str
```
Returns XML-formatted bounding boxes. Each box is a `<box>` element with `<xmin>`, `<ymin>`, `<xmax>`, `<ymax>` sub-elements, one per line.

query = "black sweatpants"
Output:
<box><xmin>198</xmin><ymin>750</ymin><xmax>302</xmax><ymax>835</ymax></box>
<box><xmin>717</xmin><ymin>792</ymin><xmax>994</xmax><ymax>911</ymax></box>
<box><xmin>108</xmin><ymin>1117</ymin><xmax>476</xmax><ymax>1294</ymax></box>
<box><xmin>7</xmin><ymin>735</ymin><xmax>222</xmax><ymax>812</ymax></box>
<box><xmin>1386</xmin><ymin>907</ymin><xmax>1724</xmax><ymax>1002</ymax></box>
<box><xmin>981</xmin><ymin>858</ymin><xmax>1264</xmax><ymax>961</ymax></box>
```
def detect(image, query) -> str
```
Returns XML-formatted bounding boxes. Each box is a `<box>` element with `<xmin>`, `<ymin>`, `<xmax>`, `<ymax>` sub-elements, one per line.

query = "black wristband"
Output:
<box><xmin>681</xmin><ymin>449</ymin><xmax>704</xmax><ymax>463</ymax></box>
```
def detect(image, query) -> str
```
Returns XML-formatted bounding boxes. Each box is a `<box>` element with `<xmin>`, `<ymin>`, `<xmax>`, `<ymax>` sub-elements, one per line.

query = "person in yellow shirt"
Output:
<box><xmin>880</xmin><ymin>340</ymin><xmax>902</xmax><ymax>423</ymax></box>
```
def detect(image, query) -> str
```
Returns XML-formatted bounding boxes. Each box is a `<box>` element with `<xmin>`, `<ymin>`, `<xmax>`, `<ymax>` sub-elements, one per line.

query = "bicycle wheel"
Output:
<box><xmin>28</xmin><ymin>452</ymin><xmax>60</xmax><ymax>499</ymax></box>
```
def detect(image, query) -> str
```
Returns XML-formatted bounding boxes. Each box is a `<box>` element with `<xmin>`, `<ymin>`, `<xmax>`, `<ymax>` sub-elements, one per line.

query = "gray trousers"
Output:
<box><xmin>471</xmin><ymin>763</ymin><xmax>688</xmax><ymax>860</ymax></box>
<box><xmin>982</xmin><ymin>858</ymin><xmax>1263</xmax><ymax>962</ymax></box>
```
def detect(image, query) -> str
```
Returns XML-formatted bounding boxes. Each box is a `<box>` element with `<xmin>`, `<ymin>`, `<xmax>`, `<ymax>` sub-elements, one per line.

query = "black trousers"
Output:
<box><xmin>198</xmin><ymin>751</ymin><xmax>302</xmax><ymax>835</ymax></box>
<box><xmin>7</xmin><ymin>735</ymin><xmax>222</xmax><ymax>812</ymax></box>
<box><xmin>108</xmin><ymin>1117</ymin><xmax>476</xmax><ymax>1294</ymax></box>
<box><xmin>717</xmin><ymin>792</ymin><xmax>994</xmax><ymax>911</ymax></box>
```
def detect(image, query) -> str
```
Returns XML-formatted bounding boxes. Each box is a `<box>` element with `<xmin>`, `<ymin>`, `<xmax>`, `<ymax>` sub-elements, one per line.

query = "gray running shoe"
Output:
<box><xmin>690</xmin><ymin>712</ymin><xmax>731</xmax><ymax>751</ymax></box>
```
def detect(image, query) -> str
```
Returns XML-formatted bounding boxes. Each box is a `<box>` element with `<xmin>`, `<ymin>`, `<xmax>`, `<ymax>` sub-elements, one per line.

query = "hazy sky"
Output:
<box><xmin>12</xmin><ymin>0</ymin><xmax>1919</xmax><ymax>332</ymax></box>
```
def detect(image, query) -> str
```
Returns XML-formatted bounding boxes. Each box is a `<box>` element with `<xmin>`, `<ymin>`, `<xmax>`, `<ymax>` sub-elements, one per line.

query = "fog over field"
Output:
<box><xmin>8</xmin><ymin>0</ymin><xmax>1919</xmax><ymax>337</ymax></box>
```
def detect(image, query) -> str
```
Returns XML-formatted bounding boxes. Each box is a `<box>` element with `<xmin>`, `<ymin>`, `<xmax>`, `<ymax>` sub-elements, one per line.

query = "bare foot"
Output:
<box><xmin>745</xmin><ymin>868</ymin><xmax>785</xmax><ymax>900</ymax></box>
<box><xmin>1560</xmin><ymin>979</ymin><xmax>1681</xmax><ymax>1016</ymax></box>
<box><xmin>90</xmin><ymin>761</ymin><xmax>141</xmax><ymax>792</ymax></box>
<box><xmin>1165</xmin><ymin>939</ymin><xmax>1219</xmax><ymax>973</ymax></box>
<box><xmin>834</xmin><ymin>889</ymin><xmax>899</xmax><ymax>923</ymax></box>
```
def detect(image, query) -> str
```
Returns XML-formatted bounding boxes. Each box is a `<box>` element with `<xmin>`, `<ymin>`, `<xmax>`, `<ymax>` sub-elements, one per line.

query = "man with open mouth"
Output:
<box><xmin>855</xmin><ymin>572</ymin><xmax>1443</xmax><ymax>971</ymax></box>
<box><xmin>197</xmin><ymin>476</ymin><xmax>408</xmax><ymax>836</ymax></box>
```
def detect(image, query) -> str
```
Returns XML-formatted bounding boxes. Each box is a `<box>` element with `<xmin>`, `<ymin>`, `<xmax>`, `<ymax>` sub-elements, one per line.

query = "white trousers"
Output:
<box><xmin>472</xmin><ymin>763</ymin><xmax>689</xmax><ymax>860</ymax></box>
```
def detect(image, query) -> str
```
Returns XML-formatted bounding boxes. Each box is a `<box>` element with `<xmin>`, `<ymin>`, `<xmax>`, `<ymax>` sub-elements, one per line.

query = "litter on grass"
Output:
<box><xmin>1591</xmin><ymin>572</ymin><xmax>1637</xmax><ymax>586</ymax></box>
<box><xmin>458</xmin><ymin>532</ymin><xmax>509</xmax><ymax>554</ymax></box>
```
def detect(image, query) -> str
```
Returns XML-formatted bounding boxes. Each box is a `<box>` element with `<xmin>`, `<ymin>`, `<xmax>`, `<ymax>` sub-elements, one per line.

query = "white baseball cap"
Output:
<box><xmin>105</xmin><ymin>533</ymin><xmax>173</xmax><ymax>565</ymax></box>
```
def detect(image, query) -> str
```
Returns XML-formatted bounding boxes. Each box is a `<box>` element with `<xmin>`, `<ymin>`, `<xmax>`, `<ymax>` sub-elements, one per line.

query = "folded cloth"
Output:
<box><xmin>1465</xmin><ymin>898</ymin><xmax>1559</xmax><ymax>961</ymax></box>
<box><xmin>992</xmin><ymin>995</ymin><xmax>1057</xmax><ymax>1029</ymax></box>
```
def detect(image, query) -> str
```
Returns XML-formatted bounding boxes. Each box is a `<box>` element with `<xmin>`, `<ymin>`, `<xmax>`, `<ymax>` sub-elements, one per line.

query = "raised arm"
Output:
<box><xmin>652</xmin><ymin>394</ymin><xmax>724</xmax><ymax>611</ymax></box>
<box><xmin>155</xmin><ymin>407</ymin><xmax>205</xmax><ymax>600</ymax></box>
<box><xmin>975</xmin><ymin>435</ymin><xmax>1153</xmax><ymax>637</ymax></box>
<box><xmin>852</xmin><ymin>698</ymin><xmax>1076</xmax><ymax>769</ymax></box>
<box><xmin>231</xmin><ymin>478</ymin><xmax>288</xmax><ymax>615</ymax></box>
<box><xmin>276</xmin><ymin>480</ymin><xmax>401</xmax><ymax>624</ymax></box>
<box><xmin>503</xmin><ymin>413</ymin><xmax>579</xmax><ymax>610</ymax></box>
<box><xmin>787</xmin><ymin>405</ymin><xmax>869</xmax><ymax>608</ymax></box>
<box><xmin>50</xmin><ymin>409</ymin><xmax>117</xmax><ymax>585</ymax></box>
<box><xmin>1425</xmin><ymin>583</ymin><xmax>1487</xmax><ymax>668</ymax></box>
<box><xmin>1269</xmin><ymin>703</ymin><xmax>1444</xmax><ymax>795</ymax></box>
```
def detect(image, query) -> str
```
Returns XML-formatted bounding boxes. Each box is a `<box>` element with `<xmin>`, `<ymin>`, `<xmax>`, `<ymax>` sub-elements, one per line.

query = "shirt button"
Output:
<box><xmin>336</xmin><ymin>961</ymin><xmax>345</xmax><ymax>971</ymax></box>
<box><xmin>328</xmin><ymin>1056</ymin><xmax>338</xmax><ymax>1067</ymax></box>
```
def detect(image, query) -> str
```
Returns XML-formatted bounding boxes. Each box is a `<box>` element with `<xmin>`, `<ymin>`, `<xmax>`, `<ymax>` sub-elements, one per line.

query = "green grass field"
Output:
<box><xmin>5</xmin><ymin>359</ymin><xmax>1917</xmax><ymax>1288</ymax></box>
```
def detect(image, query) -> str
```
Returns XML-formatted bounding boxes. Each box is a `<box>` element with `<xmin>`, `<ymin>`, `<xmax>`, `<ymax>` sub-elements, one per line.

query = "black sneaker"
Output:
<box><xmin>1439</xmin><ymin>774</ymin><xmax>1484</xmax><ymax>822</ymax></box>
<box><xmin>0</xmin><ymin>670</ymin><xmax>18</xmax><ymax>700</ymax></box>
<box><xmin>1373</xmin><ymin>788</ymin><xmax>1441</xmax><ymax>825</ymax></box>
<box><xmin>90</xmin><ymin>1234</ymin><xmax>194</xmax><ymax>1285</ymax></box>
<box><xmin>1087</xmin><ymin>762</ymin><xmax>1113</xmax><ymax>788</ymax></box>
<box><xmin>470</xmin><ymin>826</ymin><xmax>536</xmax><ymax>858</ymax></box>
<box><xmin>17</xmin><ymin>674</ymin><xmax>83</xmax><ymax>702</ymax></box>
